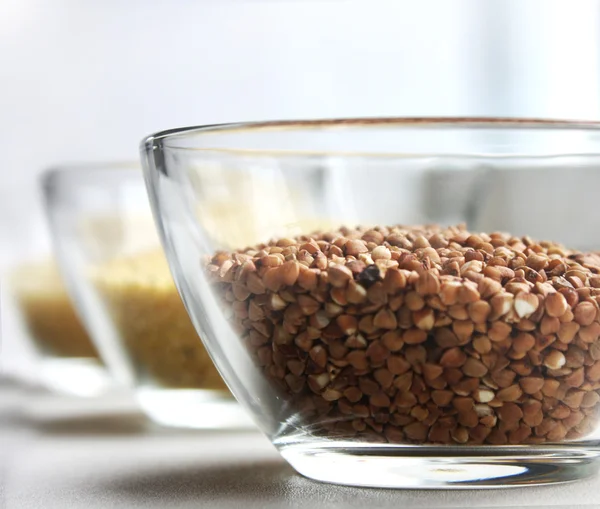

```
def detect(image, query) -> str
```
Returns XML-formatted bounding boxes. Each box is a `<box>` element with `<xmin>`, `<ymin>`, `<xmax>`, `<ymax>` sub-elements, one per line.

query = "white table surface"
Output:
<box><xmin>2</xmin><ymin>378</ymin><xmax>600</xmax><ymax>509</ymax></box>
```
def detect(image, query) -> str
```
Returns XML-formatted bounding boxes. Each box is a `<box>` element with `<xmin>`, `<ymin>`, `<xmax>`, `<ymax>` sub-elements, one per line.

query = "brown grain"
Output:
<box><xmin>208</xmin><ymin>224</ymin><xmax>600</xmax><ymax>445</ymax></box>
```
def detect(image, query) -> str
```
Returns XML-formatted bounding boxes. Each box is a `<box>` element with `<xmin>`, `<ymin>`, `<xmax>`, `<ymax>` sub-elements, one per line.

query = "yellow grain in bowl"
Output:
<box><xmin>92</xmin><ymin>250</ymin><xmax>227</xmax><ymax>390</ymax></box>
<box><xmin>11</xmin><ymin>261</ymin><xmax>99</xmax><ymax>358</ymax></box>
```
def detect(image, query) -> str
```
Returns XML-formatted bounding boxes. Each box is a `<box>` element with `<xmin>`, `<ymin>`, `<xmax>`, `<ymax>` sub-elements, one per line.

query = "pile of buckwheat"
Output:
<box><xmin>206</xmin><ymin>224</ymin><xmax>600</xmax><ymax>445</ymax></box>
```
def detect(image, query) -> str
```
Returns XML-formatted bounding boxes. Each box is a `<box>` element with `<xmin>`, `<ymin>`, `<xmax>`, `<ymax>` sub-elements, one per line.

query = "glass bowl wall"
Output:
<box><xmin>44</xmin><ymin>163</ymin><xmax>252</xmax><ymax>428</ymax></box>
<box><xmin>142</xmin><ymin>119</ymin><xmax>600</xmax><ymax>487</ymax></box>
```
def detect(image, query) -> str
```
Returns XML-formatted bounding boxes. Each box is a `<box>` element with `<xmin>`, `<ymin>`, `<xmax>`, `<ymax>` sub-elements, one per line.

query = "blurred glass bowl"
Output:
<box><xmin>8</xmin><ymin>260</ymin><xmax>110</xmax><ymax>396</ymax></box>
<box><xmin>142</xmin><ymin>118</ymin><xmax>600</xmax><ymax>488</ymax></box>
<box><xmin>43</xmin><ymin>163</ymin><xmax>253</xmax><ymax>428</ymax></box>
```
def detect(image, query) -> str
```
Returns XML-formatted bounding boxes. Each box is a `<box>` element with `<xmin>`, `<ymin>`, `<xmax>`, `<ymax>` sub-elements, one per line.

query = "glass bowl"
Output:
<box><xmin>142</xmin><ymin>118</ymin><xmax>600</xmax><ymax>488</ymax></box>
<box><xmin>42</xmin><ymin>163</ymin><xmax>252</xmax><ymax>429</ymax></box>
<box><xmin>7</xmin><ymin>259</ymin><xmax>110</xmax><ymax>396</ymax></box>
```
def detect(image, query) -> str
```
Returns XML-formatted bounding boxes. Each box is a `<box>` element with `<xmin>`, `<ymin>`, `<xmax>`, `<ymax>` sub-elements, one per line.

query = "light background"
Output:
<box><xmin>1</xmin><ymin>0</ymin><xmax>600</xmax><ymax>379</ymax></box>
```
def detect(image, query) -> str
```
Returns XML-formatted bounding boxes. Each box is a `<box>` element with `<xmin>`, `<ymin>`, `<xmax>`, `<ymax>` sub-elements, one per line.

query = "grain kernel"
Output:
<box><xmin>307</xmin><ymin>373</ymin><xmax>330</xmax><ymax>392</ymax></box>
<box><xmin>472</xmin><ymin>336</ymin><xmax>492</xmax><ymax>354</ymax></box>
<box><xmin>447</xmin><ymin>304</ymin><xmax>469</xmax><ymax>320</ymax></box>
<box><xmin>404</xmin><ymin>422</ymin><xmax>428</xmax><ymax>441</ymax></box>
<box><xmin>490</xmin><ymin>293</ymin><xmax>514</xmax><ymax>319</ymax></box>
<box><xmin>508</xmin><ymin>424</ymin><xmax>532</xmax><ymax>444</ymax></box>
<box><xmin>451</xmin><ymin>426</ymin><xmax>469</xmax><ymax>444</ymax></box>
<box><xmin>581</xmin><ymin>391</ymin><xmax>600</xmax><ymax>408</ymax></box>
<box><xmin>512</xmin><ymin>332</ymin><xmax>536</xmax><ymax>354</ymax></box>
<box><xmin>468</xmin><ymin>300</ymin><xmax>491</xmax><ymax>323</ymax></box>
<box><xmin>453</xmin><ymin>377</ymin><xmax>479</xmax><ymax>396</ymax></box>
<box><xmin>371</xmin><ymin>246</ymin><xmax>391</xmax><ymax>261</ymax></box>
<box><xmin>439</xmin><ymin>347</ymin><xmax>467</xmax><ymax>368</ymax></box>
<box><xmin>370</xmin><ymin>391</ymin><xmax>391</xmax><ymax>407</ymax></box>
<box><xmin>546</xmin><ymin>422</ymin><xmax>567</xmax><ymax>442</ymax></box>
<box><xmin>564</xmin><ymin>367</ymin><xmax>585</xmax><ymax>388</ymax></box>
<box><xmin>346</xmin><ymin>280</ymin><xmax>368</xmax><ymax>304</ymax></box>
<box><xmin>452</xmin><ymin>320</ymin><xmax>474</xmax><ymax>342</ymax></box>
<box><xmin>345</xmin><ymin>333</ymin><xmax>367</xmax><ymax>349</ymax></box>
<box><xmin>347</xmin><ymin>350</ymin><xmax>368</xmax><ymax>370</ymax></box>
<box><xmin>410</xmin><ymin>405</ymin><xmax>430</xmax><ymax>422</ymax></box>
<box><xmin>431</xmin><ymin>390</ymin><xmax>454</xmax><ymax>406</ymax></box>
<box><xmin>563</xmin><ymin>410</ymin><xmax>584</xmax><ymax>429</ymax></box>
<box><xmin>280</xmin><ymin>260</ymin><xmax>300</xmax><ymax>286</ymax></box>
<box><xmin>328</xmin><ymin>264</ymin><xmax>353</xmax><ymax>287</ymax></box>
<box><xmin>422</xmin><ymin>363</ymin><xmax>444</xmax><ymax>380</ymax></box>
<box><xmin>579</xmin><ymin>322</ymin><xmax>600</xmax><ymax>343</ymax></box>
<box><xmin>451</xmin><ymin>396</ymin><xmax>472</xmax><ymax>412</ymax></box>
<box><xmin>344</xmin><ymin>239</ymin><xmax>369</xmax><ymax>256</ymax></box>
<box><xmin>488</xmin><ymin>321</ymin><xmax>512</xmax><ymax>342</ymax></box>
<box><xmin>540</xmin><ymin>315</ymin><xmax>560</xmax><ymax>335</ymax></box>
<box><xmin>462</xmin><ymin>357</ymin><xmax>488</xmax><ymax>377</ymax></box>
<box><xmin>545</xmin><ymin>292</ymin><xmax>569</xmax><ymax>318</ymax></box>
<box><xmin>526</xmin><ymin>253</ymin><xmax>548</xmax><ymax>271</ymax></box>
<box><xmin>373</xmin><ymin>307</ymin><xmax>397</xmax><ymax>329</ymax></box>
<box><xmin>543</xmin><ymin>350</ymin><xmax>566</xmax><ymax>370</ymax></box>
<box><xmin>405</xmin><ymin>291</ymin><xmax>425</xmax><ymax>311</ymax></box>
<box><xmin>478</xmin><ymin>277</ymin><xmax>503</xmax><ymax>299</ymax></box>
<box><xmin>496</xmin><ymin>384</ymin><xmax>523</xmax><ymax>402</ymax></box>
<box><xmin>514</xmin><ymin>292</ymin><xmax>538</xmax><ymax>318</ymax></box>
<box><xmin>387</xmin><ymin>355</ymin><xmax>411</xmax><ymax>375</ymax></box>
<box><xmin>366</xmin><ymin>282</ymin><xmax>387</xmax><ymax>305</ymax></box>
<box><xmin>297</xmin><ymin>294</ymin><xmax>320</xmax><ymax>315</ymax></box>
<box><xmin>336</xmin><ymin>314</ymin><xmax>357</xmax><ymax>335</ymax></box>
<box><xmin>474</xmin><ymin>388</ymin><xmax>495</xmax><ymax>403</ymax></box>
<box><xmin>457</xmin><ymin>282</ymin><xmax>481</xmax><ymax>304</ymax></box>
<box><xmin>574</xmin><ymin>301</ymin><xmax>597</xmax><ymax>326</ymax></box>
<box><xmin>343</xmin><ymin>386</ymin><xmax>363</xmax><ymax>403</ymax></box>
<box><xmin>497</xmin><ymin>402</ymin><xmax>523</xmax><ymax>423</ymax></box>
<box><xmin>403</xmin><ymin>328</ymin><xmax>428</xmax><ymax>345</ymax></box>
<box><xmin>564</xmin><ymin>389</ymin><xmax>585</xmax><ymax>408</ymax></box>
<box><xmin>412</xmin><ymin>308</ymin><xmax>435</xmax><ymax>331</ymax></box>
<box><xmin>519</xmin><ymin>376</ymin><xmax>545</xmax><ymax>394</ymax></box>
<box><xmin>587</xmin><ymin>361</ymin><xmax>600</xmax><ymax>382</ymax></box>
<box><xmin>440</xmin><ymin>281</ymin><xmax>461</xmax><ymax>305</ymax></box>
<box><xmin>491</xmin><ymin>369</ymin><xmax>516</xmax><ymax>389</ymax></box>
<box><xmin>383</xmin><ymin>268</ymin><xmax>407</xmax><ymax>294</ymax></box>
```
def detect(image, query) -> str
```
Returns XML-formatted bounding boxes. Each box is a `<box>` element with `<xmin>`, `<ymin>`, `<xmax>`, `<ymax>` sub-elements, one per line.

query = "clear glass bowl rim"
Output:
<box><xmin>141</xmin><ymin>117</ymin><xmax>600</xmax><ymax>154</ymax></box>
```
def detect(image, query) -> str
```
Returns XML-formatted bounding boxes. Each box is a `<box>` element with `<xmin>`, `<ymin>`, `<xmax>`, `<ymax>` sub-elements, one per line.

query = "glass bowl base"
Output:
<box><xmin>278</xmin><ymin>441</ymin><xmax>600</xmax><ymax>489</ymax></box>
<box><xmin>136</xmin><ymin>386</ymin><xmax>255</xmax><ymax>430</ymax></box>
<box><xmin>39</xmin><ymin>357</ymin><xmax>112</xmax><ymax>397</ymax></box>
